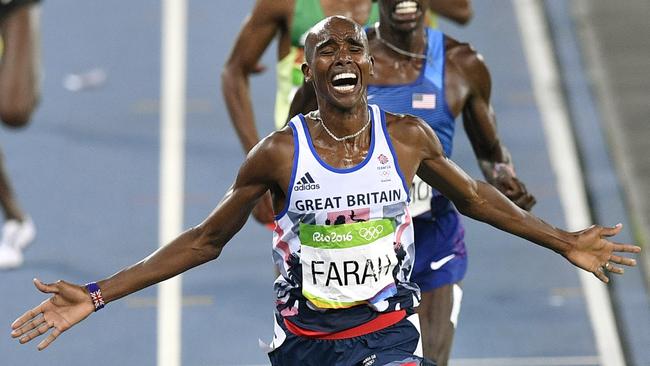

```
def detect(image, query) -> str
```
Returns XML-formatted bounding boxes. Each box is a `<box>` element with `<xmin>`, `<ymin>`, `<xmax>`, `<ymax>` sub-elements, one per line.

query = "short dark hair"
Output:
<box><xmin>303</xmin><ymin>16</ymin><xmax>369</xmax><ymax>64</ymax></box>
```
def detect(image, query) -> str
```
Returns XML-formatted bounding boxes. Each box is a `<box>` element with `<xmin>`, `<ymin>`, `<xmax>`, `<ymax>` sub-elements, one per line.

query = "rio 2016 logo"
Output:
<box><xmin>312</xmin><ymin>231</ymin><xmax>353</xmax><ymax>243</ymax></box>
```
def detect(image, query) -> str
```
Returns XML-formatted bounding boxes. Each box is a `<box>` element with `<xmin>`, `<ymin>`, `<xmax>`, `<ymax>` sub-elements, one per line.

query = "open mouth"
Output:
<box><xmin>331</xmin><ymin>72</ymin><xmax>358</xmax><ymax>93</ymax></box>
<box><xmin>393</xmin><ymin>1</ymin><xmax>420</xmax><ymax>18</ymax></box>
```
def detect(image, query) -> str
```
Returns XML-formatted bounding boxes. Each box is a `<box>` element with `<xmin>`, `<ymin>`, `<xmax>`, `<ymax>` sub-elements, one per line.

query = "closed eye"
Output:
<box><xmin>318</xmin><ymin>46</ymin><xmax>335</xmax><ymax>56</ymax></box>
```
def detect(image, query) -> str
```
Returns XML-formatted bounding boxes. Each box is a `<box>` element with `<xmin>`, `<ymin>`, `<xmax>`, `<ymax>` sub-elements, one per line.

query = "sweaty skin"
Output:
<box><xmin>10</xmin><ymin>17</ymin><xmax>639</xmax><ymax>355</ymax></box>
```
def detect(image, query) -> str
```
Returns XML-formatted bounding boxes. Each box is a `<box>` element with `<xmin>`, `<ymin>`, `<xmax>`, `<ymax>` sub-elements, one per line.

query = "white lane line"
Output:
<box><xmin>511</xmin><ymin>0</ymin><xmax>625</xmax><ymax>365</ymax></box>
<box><xmin>573</xmin><ymin>0</ymin><xmax>650</xmax><ymax>285</ymax></box>
<box><xmin>158</xmin><ymin>1</ymin><xmax>187</xmax><ymax>366</ymax></box>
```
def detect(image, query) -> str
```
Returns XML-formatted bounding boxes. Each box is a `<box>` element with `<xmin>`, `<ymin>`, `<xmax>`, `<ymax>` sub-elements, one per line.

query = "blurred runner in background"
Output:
<box><xmin>0</xmin><ymin>0</ymin><xmax>39</xmax><ymax>270</ymax></box>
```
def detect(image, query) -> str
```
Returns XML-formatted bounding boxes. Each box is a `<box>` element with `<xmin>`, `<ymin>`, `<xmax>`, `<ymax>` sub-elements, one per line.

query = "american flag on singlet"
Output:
<box><xmin>412</xmin><ymin>93</ymin><xmax>437</xmax><ymax>109</ymax></box>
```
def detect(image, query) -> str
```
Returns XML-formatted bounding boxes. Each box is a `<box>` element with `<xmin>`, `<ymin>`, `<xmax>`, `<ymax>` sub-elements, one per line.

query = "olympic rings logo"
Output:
<box><xmin>358</xmin><ymin>225</ymin><xmax>384</xmax><ymax>240</ymax></box>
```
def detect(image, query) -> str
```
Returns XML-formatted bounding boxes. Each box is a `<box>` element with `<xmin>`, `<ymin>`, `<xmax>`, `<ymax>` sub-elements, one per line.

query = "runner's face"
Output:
<box><xmin>377</xmin><ymin>0</ymin><xmax>425</xmax><ymax>32</ymax></box>
<box><xmin>304</xmin><ymin>18</ymin><xmax>372</xmax><ymax>110</ymax></box>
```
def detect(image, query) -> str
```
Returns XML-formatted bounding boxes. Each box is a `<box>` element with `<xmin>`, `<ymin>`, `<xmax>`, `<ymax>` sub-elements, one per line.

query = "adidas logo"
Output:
<box><xmin>294</xmin><ymin>172</ymin><xmax>320</xmax><ymax>191</ymax></box>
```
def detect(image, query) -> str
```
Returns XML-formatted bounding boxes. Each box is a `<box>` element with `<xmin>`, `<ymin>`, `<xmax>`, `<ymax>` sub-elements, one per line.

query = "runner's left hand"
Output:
<box><xmin>563</xmin><ymin>224</ymin><xmax>641</xmax><ymax>283</ymax></box>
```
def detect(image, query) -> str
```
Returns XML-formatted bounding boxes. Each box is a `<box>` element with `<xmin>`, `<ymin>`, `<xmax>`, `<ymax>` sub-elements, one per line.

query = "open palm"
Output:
<box><xmin>563</xmin><ymin>224</ymin><xmax>640</xmax><ymax>283</ymax></box>
<box><xmin>11</xmin><ymin>279</ymin><xmax>95</xmax><ymax>350</ymax></box>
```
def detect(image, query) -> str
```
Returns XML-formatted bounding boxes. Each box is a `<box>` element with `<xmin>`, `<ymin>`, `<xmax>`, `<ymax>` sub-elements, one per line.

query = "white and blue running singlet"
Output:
<box><xmin>270</xmin><ymin>104</ymin><xmax>420</xmax><ymax>339</ymax></box>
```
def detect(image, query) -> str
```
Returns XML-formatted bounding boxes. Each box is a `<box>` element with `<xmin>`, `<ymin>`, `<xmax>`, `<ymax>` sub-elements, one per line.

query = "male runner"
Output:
<box><xmin>0</xmin><ymin>0</ymin><xmax>39</xmax><ymax>269</ymax></box>
<box><xmin>222</xmin><ymin>0</ymin><xmax>472</xmax><ymax>223</ymax></box>
<box><xmin>288</xmin><ymin>1</ymin><xmax>532</xmax><ymax>363</ymax></box>
<box><xmin>11</xmin><ymin>17</ymin><xmax>639</xmax><ymax>366</ymax></box>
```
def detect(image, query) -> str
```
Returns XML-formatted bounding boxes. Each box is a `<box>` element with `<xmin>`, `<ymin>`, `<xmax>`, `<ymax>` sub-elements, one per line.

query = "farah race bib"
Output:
<box><xmin>300</xmin><ymin>219</ymin><xmax>398</xmax><ymax>309</ymax></box>
<box><xmin>409</xmin><ymin>175</ymin><xmax>433</xmax><ymax>217</ymax></box>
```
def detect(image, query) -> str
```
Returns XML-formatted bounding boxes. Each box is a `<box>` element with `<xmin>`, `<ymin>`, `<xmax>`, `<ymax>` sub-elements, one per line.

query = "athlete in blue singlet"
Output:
<box><xmin>288</xmin><ymin>1</ymin><xmax>536</xmax><ymax>364</ymax></box>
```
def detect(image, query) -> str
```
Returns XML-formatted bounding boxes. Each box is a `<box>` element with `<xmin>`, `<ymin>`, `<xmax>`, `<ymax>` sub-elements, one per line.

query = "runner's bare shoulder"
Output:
<box><xmin>253</xmin><ymin>125</ymin><xmax>294</xmax><ymax>155</ymax></box>
<box><xmin>246</xmin><ymin>126</ymin><xmax>296</xmax><ymax>174</ymax></box>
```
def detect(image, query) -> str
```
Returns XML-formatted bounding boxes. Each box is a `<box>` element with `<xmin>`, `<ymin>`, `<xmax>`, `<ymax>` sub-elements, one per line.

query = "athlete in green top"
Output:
<box><xmin>222</xmin><ymin>0</ymin><xmax>472</xmax><ymax>224</ymax></box>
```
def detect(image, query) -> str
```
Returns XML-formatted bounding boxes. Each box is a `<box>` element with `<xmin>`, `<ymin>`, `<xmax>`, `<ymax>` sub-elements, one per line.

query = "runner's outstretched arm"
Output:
<box><xmin>10</xmin><ymin>130</ymin><xmax>293</xmax><ymax>350</ymax></box>
<box><xmin>390</xmin><ymin>114</ymin><xmax>640</xmax><ymax>283</ymax></box>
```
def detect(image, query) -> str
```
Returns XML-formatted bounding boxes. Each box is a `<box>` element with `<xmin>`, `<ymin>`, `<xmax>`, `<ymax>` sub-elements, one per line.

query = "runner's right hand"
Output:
<box><xmin>11</xmin><ymin>279</ymin><xmax>94</xmax><ymax>351</ymax></box>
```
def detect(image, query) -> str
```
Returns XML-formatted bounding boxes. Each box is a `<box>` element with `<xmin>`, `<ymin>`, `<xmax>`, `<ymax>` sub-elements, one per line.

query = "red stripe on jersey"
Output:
<box><xmin>284</xmin><ymin>309</ymin><xmax>406</xmax><ymax>340</ymax></box>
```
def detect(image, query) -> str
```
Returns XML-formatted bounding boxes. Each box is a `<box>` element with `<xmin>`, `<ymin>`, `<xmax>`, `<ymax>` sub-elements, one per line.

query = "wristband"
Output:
<box><xmin>85</xmin><ymin>282</ymin><xmax>105</xmax><ymax>312</ymax></box>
